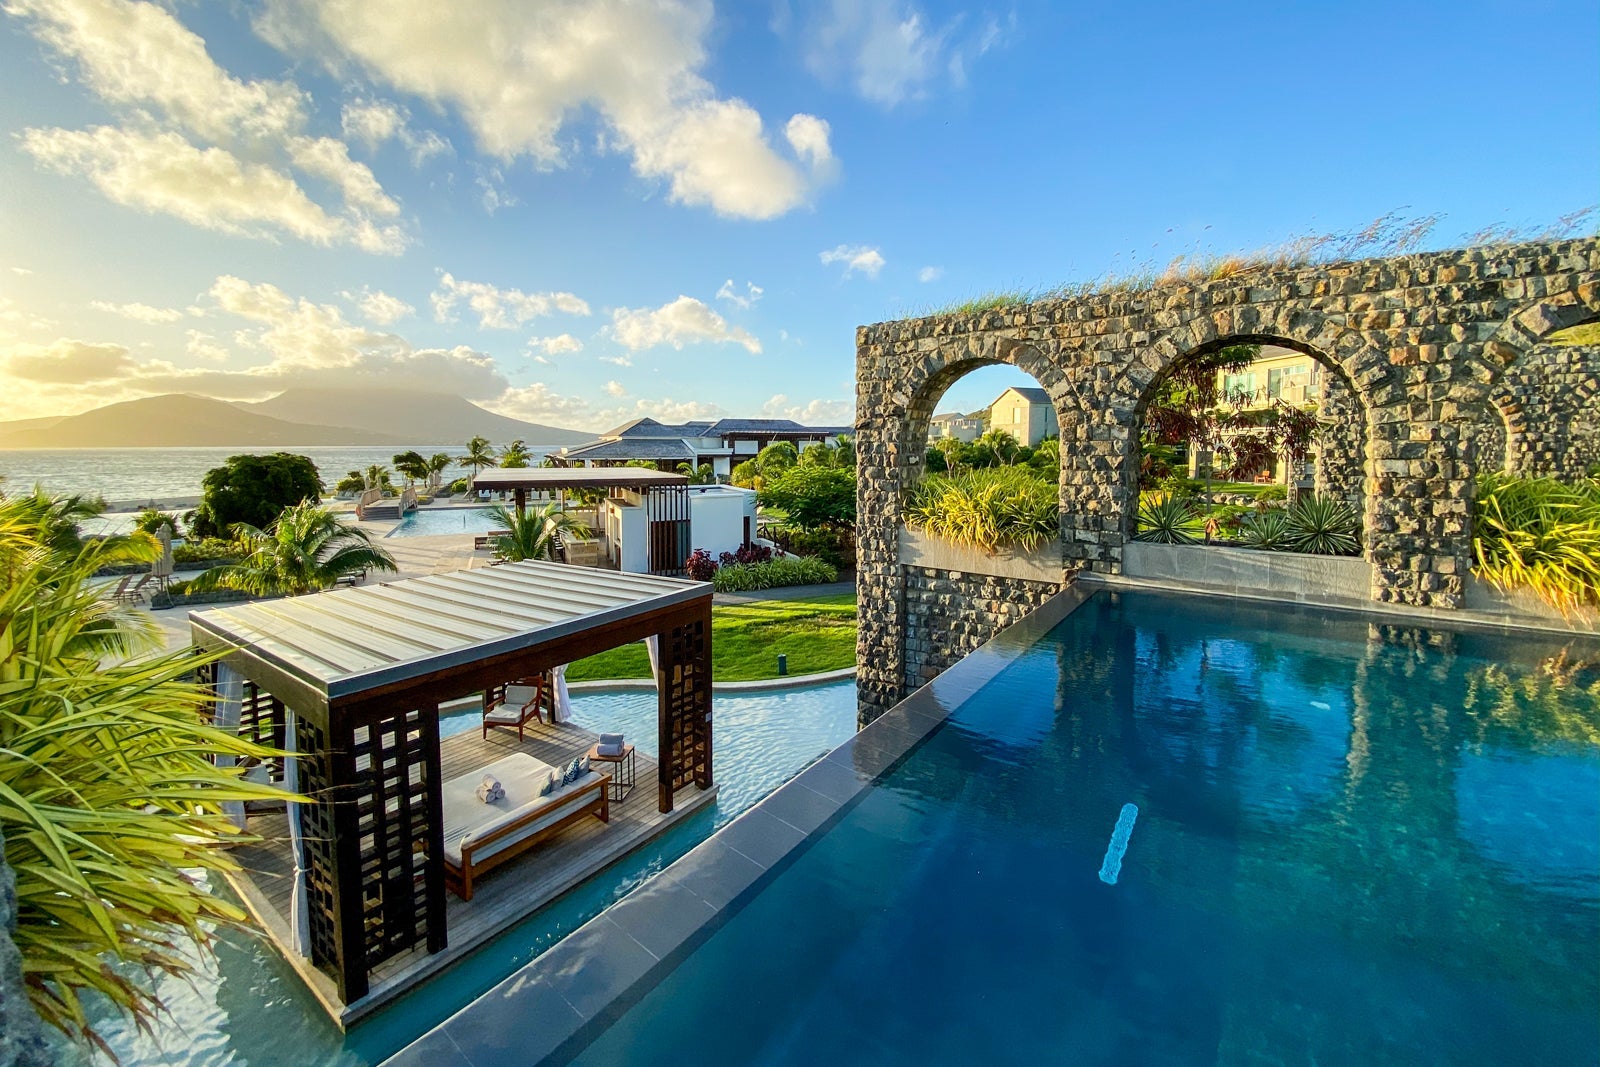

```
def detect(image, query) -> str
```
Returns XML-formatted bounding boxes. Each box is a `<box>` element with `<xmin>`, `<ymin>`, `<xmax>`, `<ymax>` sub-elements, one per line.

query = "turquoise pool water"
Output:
<box><xmin>573</xmin><ymin>591</ymin><xmax>1600</xmax><ymax>1065</ymax></box>
<box><xmin>385</xmin><ymin>507</ymin><xmax>502</xmax><ymax>537</ymax></box>
<box><xmin>87</xmin><ymin>682</ymin><xmax>857</xmax><ymax>1066</ymax></box>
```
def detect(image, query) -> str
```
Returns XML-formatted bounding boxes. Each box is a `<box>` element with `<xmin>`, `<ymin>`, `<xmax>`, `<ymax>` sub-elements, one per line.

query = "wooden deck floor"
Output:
<box><xmin>226</xmin><ymin>717</ymin><xmax>716</xmax><ymax>1028</ymax></box>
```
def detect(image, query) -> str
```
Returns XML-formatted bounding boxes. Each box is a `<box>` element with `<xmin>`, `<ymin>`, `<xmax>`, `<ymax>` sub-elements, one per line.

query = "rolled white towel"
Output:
<box><xmin>475</xmin><ymin>774</ymin><xmax>504</xmax><ymax>804</ymax></box>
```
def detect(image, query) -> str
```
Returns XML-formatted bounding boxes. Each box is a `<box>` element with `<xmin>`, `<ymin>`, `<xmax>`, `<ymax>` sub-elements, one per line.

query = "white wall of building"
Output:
<box><xmin>688</xmin><ymin>486</ymin><xmax>757</xmax><ymax>557</ymax></box>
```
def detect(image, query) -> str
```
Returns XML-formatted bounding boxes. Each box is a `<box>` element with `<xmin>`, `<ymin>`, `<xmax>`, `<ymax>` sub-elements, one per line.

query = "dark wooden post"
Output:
<box><xmin>513</xmin><ymin>486</ymin><xmax>527</xmax><ymax>515</ymax></box>
<box><xmin>419</xmin><ymin>702</ymin><xmax>448</xmax><ymax>955</ymax></box>
<box><xmin>327</xmin><ymin>717</ymin><xmax>369</xmax><ymax>1004</ymax></box>
<box><xmin>655</xmin><ymin>599</ymin><xmax>713</xmax><ymax>813</ymax></box>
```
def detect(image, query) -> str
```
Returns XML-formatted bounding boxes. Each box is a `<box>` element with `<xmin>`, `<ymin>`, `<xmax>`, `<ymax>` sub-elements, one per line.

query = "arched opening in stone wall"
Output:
<box><xmin>1128</xmin><ymin>336</ymin><xmax>1369</xmax><ymax>557</ymax></box>
<box><xmin>1475</xmin><ymin>318</ymin><xmax>1600</xmax><ymax>480</ymax></box>
<box><xmin>904</xmin><ymin>361</ymin><xmax>1067</xmax><ymax>558</ymax></box>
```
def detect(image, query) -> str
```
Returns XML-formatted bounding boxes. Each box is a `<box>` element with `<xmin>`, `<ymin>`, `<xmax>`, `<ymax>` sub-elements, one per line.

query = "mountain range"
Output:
<box><xmin>0</xmin><ymin>389</ymin><xmax>592</xmax><ymax>449</ymax></box>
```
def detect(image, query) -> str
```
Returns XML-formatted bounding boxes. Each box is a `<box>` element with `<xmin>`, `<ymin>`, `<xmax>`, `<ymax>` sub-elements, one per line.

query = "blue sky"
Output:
<box><xmin>1</xmin><ymin>0</ymin><xmax>1594</xmax><ymax>431</ymax></box>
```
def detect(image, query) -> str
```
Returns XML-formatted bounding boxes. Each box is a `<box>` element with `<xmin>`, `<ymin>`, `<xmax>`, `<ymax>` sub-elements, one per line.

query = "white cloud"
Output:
<box><xmin>184</xmin><ymin>329</ymin><xmax>229</xmax><ymax>362</ymax></box>
<box><xmin>599</xmin><ymin>354</ymin><xmax>632</xmax><ymax>367</ymax></box>
<box><xmin>530</xmin><ymin>354</ymin><xmax>552</xmax><ymax>366</ymax></box>
<box><xmin>799</xmin><ymin>1</ymin><xmax>1009</xmax><ymax>108</ymax></box>
<box><xmin>715</xmin><ymin>279</ymin><xmax>763</xmax><ymax>310</ymax></box>
<box><xmin>255</xmin><ymin>0</ymin><xmax>836</xmax><ymax>219</ymax></box>
<box><xmin>10</xmin><ymin>267</ymin><xmax>33</xmax><ymax>276</ymax></box>
<box><xmin>432</xmin><ymin>272</ymin><xmax>590</xmax><ymax>330</ymax></box>
<box><xmin>491</xmin><ymin>381</ymin><xmax>594</xmax><ymax>427</ymax></box>
<box><xmin>8</xmin><ymin>0</ymin><xmax>408</xmax><ymax>253</ymax></box>
<box><xmin>0</xmin><ymin>296</ymin><xmax>55</xmax><ymax>343</ymax></box>
<box><xmin>610</xmin><ymin>296</ymin><xmax>761</xmax><ymax>354</ymax></box>
<box><xmin>474</xmin><ymin>165</ymin><xmax>518</xmax><ymax>214</ymax></box>
<box><xmin>603</xmin><ymin>380</ymin><xmax>626</xmax><ymax>398</ymax></box>
<box><xmin>917</xmin><ymin>265</ymin><xmax>943</xmax><ymax>283</ymax></box>
<box><xmin>763</xmin><ymin>393</ymin><xmax>855</xmax><ymax>426</ymax></box>
<box><xmin>528</xmin><ymin>333</ymin><xmax>583</xmax><ymax>355</ymax></box>
<box><xmin>90</xmin><ymin>299</ymin><xmax>184</xmax><ymax>323</ymax></box>
<box><xmin>4</xmin><ymin>337</ymin><xmax>134</xmax><ymax>382</ymax></box>
<box><xmin>341</xmin><ymin>96</ymin><xmax>452</xmax><ymax>164</ymax></box>
<box><xmin>820</xmin><ymin>243</ymin><xmax>886</xmax><ymax>279</ymax></box>
<box><xmin>345</xmin><ymin>287</ymin><xmax>414</xmax><ymax>325</ymax></box>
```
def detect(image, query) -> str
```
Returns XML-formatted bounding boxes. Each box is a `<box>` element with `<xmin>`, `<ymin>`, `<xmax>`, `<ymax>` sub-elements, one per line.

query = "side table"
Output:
<box><xmin>586</xmin><ymin>743</ymin><xmax>636</xmax><ymax>803</ymax></box>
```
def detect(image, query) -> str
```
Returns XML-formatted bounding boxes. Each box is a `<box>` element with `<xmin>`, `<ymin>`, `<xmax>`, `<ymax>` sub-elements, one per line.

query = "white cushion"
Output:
<box><xmin>503</xmin><ymin>684</ymin><xmax>540</xmax><ymax>706</ymax></box>
<box><xmin>483</xmin><ymin>705</ymin><xmax>529</xmax><ymax>725</ymax></box>
<box><xmin>439</xmin><ymin>753</ymin><xmax>601</xmax><ymax>866</ymax></box>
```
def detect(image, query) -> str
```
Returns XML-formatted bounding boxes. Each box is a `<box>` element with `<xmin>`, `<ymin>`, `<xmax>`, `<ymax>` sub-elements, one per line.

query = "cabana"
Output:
<box><xmin>189</xmin><ymin>560</ymin><xmax>713</xmax><ymax>1022</ymax></box>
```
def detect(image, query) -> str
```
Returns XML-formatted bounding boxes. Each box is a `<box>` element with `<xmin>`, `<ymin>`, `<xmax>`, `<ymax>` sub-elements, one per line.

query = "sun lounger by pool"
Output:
<box><xmin>440</xmin><ymin>752</ymin><xmax>610</xmax><ymax>900</ymax></box>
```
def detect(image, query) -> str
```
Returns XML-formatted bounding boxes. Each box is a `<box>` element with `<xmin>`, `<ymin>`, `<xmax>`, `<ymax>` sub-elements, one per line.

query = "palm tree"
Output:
<box><xmin>459</xmin><ymin>435</ymin><xmax>495</xmax><ymax>479</ymax></box>
<box><xmin>4</xmin><ymin>484</ymin><xmax>107</xmax><ymax>558</ymax></box>
<box><xmin>0</xmin><ymin>494</ymin><xmax>284</xmax><ymax>1050</ymax></box>
<box><xmin>188</xmin><ymin>502</ymin><xmax>397</xmax><ymax>597</ymax></box>
<box><xmin>499</xmin><ymin>439</ymin><xmax>532</xmax><ymax>468</ymax></box>
<box><xmin>363</xmin><ymin>464</ymin><xmax>393</xmax><ymax>494</ymax></box>
<box><xmin>977</xmin><ymin>428</ymin><xmax>1022</xmax><ymax>465</ymax></box>
<box><xmin>488</xmin><ymin>502</ymin><xmax>592</xmax><ymax>562</ymax></box>
<box><xmin>392</xmin><ymin>450</ymin><xmax>430</xmax><ymax>488</ymax></box>
<box><xmin>427</xmin><ymin>452</ymin><xmax>454</xmax><ymax>491</ymax></box>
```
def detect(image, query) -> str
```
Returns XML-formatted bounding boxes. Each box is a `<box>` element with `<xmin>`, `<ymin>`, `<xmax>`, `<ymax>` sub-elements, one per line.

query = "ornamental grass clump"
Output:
<box><xmin>1285</xmin><ymin>493</ymin><xmax>1361</xmax><ymax>555</ymax></box>
<box><xmin>711</xmin><ymin>556</ymin><xmax>838</xmax><ymax>593</ymax></box>
<box><xmin>904</xmin><ymin>467</ymin><xmax>1058</xmax><ymax>553</ymax></box>
<box><xmin>0</xmin><ymin>494</ymin><xmax>287</xmax><ymax>1055</ymax></box>
<box><xmin>1134</xmin><ymin>492</ymin><xmax>1201</xmax><ymax>544</ymax></box>
<box><xmin>1473</xmin><ymin>474</ymin><xmax>1600</xmax><ymax>615</ymax></box>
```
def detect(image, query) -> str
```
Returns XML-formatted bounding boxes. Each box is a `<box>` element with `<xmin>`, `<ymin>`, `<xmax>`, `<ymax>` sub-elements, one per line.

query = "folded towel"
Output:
<box><xmin>475</xmin><ymin>774</ymin><xmax>504</xmax><ymax>804</ymax></box>
<box><xmin>599</xmin><ymin>732</ymin><xmax>625</xmax><ymax>748</ymax></box>
<box><xmin>597</xmin><ymin>743</ymin><xmax>623</xmax><ymax>756</ymax></box>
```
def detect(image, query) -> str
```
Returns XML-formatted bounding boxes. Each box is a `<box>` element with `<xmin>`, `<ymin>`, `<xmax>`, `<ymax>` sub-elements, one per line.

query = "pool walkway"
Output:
<box><xmin>227</xmin><ymin>717</ymin><xmax>716</xmax><ymax>1029</ymax></box>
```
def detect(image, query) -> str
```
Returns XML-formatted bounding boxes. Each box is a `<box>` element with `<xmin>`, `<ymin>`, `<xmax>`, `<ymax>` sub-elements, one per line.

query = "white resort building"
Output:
<box><xmin>553</xmin><ymin>417</ymin><xmax>852</xmax><ymax>479</ymax></box>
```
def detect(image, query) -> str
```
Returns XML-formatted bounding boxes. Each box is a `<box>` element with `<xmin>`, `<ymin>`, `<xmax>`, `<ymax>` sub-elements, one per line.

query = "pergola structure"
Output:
<box><xmin>190</xmin><ymin>561</ymin><xmax>713</xmax><ymax>1006</ymax></box>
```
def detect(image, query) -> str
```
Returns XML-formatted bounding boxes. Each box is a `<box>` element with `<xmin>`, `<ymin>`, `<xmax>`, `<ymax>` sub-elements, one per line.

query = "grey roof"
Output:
<box><xmin>190</xmin><ymin>560</ymin><xmax>706</xmax><ymax>704</ymax></box>
<box><xmin>473</xmin><ymin>467</ymin><xmax>690</xmax><ymax>489</ymax></box>
<box><xmin>604</xmin><ymin>418</ymin><xmax>716</xmax><ymax>439</ymax></box>
<box><xmin>930</xmin><ymin>412</ymin><xmax>976</xmax><ymax>422</ymax></box>
<box><xmin>992</xmin><ymin>387</ymin><xmax>1050</xmax><ymax>405</ymax></box>
<box><xmin>705</xmin><ymin>418</ymin><xmax>852</xmax><ymax>436</ymax></box>
<box><xmin>560</xmin><ymin>438</ymin><xmax>699</xmax><ymax>461</ymax></box>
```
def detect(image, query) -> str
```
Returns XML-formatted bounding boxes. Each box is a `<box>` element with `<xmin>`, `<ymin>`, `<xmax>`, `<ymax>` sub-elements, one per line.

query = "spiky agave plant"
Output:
<box><xmin>1285</xmin><ymin>493</ymin><xmax>1361</xmax><ymax>555</ymax></box>
<box><xmin>0</xmin><ymin>497</ymin><xmax>288</xmax><ymax>1055</ymax></box>
<box><xmin>1473</xmin><ymin>474</ymin><xmax>1600</xmax><ymax>614</ymax></box>
<box><xmin>1239</xmin><ymin>508</ymin><xmax>1293</xmax><ymax>550</ymax></box>
<box><xmin>1133</xmin><ymin>492</ymin><xmax>1201</xmax><ymax>544</ymax></box>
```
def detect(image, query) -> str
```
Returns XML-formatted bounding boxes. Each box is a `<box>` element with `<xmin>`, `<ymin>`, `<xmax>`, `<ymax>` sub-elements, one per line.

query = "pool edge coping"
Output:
<box><xmin>381</xmin><ymin>585</ymin><xmax>1094</xmax><ymax>1067</ymax></box>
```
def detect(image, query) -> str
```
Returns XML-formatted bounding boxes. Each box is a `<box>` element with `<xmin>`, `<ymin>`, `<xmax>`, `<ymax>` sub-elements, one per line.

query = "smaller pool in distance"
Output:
<box><xmin>386</xmin><ymin>507</ymin><xmax>504</xmax><ymax>537</ymax></box>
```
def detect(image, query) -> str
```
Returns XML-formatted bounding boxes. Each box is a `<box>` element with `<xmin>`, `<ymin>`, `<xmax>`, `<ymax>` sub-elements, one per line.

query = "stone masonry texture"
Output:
<box><xmin>855</xmin><ymin>238</ymin><xmax>1600</xmax><ymax>721</ymax></box>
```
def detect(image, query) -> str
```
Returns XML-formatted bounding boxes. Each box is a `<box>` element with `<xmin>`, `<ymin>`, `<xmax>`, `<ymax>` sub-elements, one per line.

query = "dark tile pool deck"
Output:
<box><xmin>382</xmin><ymin>585</ymin><xmax>1096</xmax><ymax>1067</ymax></box>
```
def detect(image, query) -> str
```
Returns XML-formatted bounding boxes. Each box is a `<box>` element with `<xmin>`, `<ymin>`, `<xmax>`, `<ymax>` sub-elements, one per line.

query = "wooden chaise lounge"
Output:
<box><xmin>440</xmin><ymin>752</ymin><xmax>610</xmax><ymax>900</ymax></box>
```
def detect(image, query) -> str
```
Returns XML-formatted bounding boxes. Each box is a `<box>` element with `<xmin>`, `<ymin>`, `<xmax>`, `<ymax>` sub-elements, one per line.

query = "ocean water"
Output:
<box><xmin>0</xmin><ymin>445</ymin><xmax>561</xmax><ymax>507</ymax></box>
<box><xmin>572</xmin><ymin>590</ymin><xmax>1600</xmax><ymax>1066</ymax></box>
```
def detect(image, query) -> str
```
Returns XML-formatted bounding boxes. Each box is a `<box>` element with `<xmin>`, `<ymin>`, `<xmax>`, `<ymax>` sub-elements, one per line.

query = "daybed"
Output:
<box><xmin>440</xmin><ymin>752</ymin><xmax>610</xmax><ymax>900</ymax></box>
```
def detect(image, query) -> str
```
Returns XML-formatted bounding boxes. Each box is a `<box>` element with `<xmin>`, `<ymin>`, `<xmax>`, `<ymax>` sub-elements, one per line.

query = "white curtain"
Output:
<box><xmin>214</xmin><ymin>664</ymin><xmax>246</xmax><ymax>830</ymax></box>
<box><xmin>282</xmin><ymin>711</ymin><xmax>311</xmax><ymax>958</ymax></box>
<box><xmin>645</xmin><ymin>635</ymin><xmax>662</xmax><ymax>692</ymax></box>
<box><xmin>550</xmin><ymin>665</ymin><xmax>572</xmax><ymax>724</ymax></box>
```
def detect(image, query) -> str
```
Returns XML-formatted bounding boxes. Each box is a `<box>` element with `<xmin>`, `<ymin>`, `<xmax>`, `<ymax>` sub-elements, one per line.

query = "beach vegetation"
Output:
<box><xmin>392</xmin><ymin>450</ymin><xmax>430</xmax><ymax>487</ymax></box>
<box><xmin>187</xmin><ymin>502</ymin><xmax>395</xmax><ymax>597</ymax></box>
<box><xmin>458</xmin><ymin>435</ymin><xmax>495</xmax><ymax>478</ymax></box>
<box><xmin>427</xmin><ymin>453</ymin><xmax>454</xmax><ymax>490</ymax></box>
<box><xmin>190</xmin><ymin>453</ymin><xmax>322</xmax><ymax>540</ymax></box>
<box><xmin>487</xmin><ymin>501</ymin><xmax>591</xmax><ymax>563</ymax></box>
<box><xmin>0</xmin><ymin>493</ymin><xmax>286</xmax><ymax>1054</ymax></box>
<box><xmin>498</xmin><ymin>440</ymin><xmax>532</xmax><ymax>468</ymax></box>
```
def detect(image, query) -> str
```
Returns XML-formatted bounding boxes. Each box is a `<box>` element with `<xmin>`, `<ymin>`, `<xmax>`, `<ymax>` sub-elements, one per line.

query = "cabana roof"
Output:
<box><xmin>190</xmin><ymin>560</ymin><xmax>707</xmax><ymax>715</ymax></box>
<box><xmin>472</xmin><ymin>467</ymin><xmax>688</xmax><ymax>491</ymax></box>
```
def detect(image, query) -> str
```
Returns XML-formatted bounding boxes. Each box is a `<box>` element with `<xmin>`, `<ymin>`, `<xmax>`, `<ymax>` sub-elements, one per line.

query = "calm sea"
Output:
<box><xmin>0</xmin><ymin>444</ymin><xmax>561</xmax><ymax>509</ymax></box>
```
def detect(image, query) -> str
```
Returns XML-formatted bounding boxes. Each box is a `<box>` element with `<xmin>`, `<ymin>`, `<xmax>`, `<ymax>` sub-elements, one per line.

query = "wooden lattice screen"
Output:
<box><xmin>661</xmin><ymin>615</ymin><xmax>712</xmax><ymax>806</ymax></box>
<box><xmin>295</xmin><ymin>717</ymin><xmax>342</xmax><ymax>981</ymax></box>
<box><xmin>350</xmin><ymin>706</ymin><xmax>445</xmax><ymax>975</ymax></box>
<box><xmin>239</xmin><ymin>680</ymin><xmax>287</xmax><ymax>786</ymax></box>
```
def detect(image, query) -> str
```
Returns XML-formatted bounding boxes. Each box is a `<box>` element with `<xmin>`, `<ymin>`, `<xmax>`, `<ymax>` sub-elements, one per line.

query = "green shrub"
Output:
<box><xmin>757</xmin><ymin>466</ymin><xmax>856</xmax><ymax>529</ymax></box>
<box><xmin>1285</xmin><ymin>493</ymin><xmax>1360</xmax><ymax>555</ymax></box>
<box><xmin>448</xmin><ymin>478</ymin><xmax>470</xmax><ymax>495</ymax></box>
<box><xmin>171</xmin><ymin>538</ymin><xmax>242</xmax><ymax>565</ymax></box>
<box><xmin>767</xmin><ymin>524</ymin><xmax>855</xmax><ymax>568</ymax></box>
<box><xmin>711</xmin><ymin>556</ymin><xmax>838</xmax><ymax>593</ymax></box>
<box><xmin>1239</xmin><ymin>509</ymin><xmax>1293</xmax><ymax>550</ymax></box>
<box><xmin>1256</xmin><ymin>484</ymin><xmax>1288</xmax><ymax>504</ymax></box>
<box><xmin>1134</xmin><ymin>493</ymin><xmax>1201</xmax><ymax>544</ymax></box>
<box><xmin>1473</xmin><ymin>474</ymin><xmax>1600</xmax><ymax>614</ymax></box>
<box><xmin>904</xmin><ymin>467</ymin><xmax>1058</xmax><ymax>552</ymax></box>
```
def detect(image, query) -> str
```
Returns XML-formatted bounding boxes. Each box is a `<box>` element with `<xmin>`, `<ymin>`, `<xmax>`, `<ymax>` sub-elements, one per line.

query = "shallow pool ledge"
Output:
<box><xmin>382</xmin><ymin>586</ymin><xmax>1095</xmax><ymax>1067</ymax></box>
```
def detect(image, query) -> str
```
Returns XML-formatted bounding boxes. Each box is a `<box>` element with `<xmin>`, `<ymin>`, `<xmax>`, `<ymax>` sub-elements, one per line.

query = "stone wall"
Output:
<box><xmin>856</xmin><ymin>238</ymin><xmax>1600</xmax><ymax>720</ymax></box>
<box><xmin>1474</xmin><ymin>339</ymin><xmax>1600</xmax><ymax>478</ymax></box>
<box><xmin>902</xmin><ymin>567</ymin><xmax>1063</xmax><ymax>694</ymax></box>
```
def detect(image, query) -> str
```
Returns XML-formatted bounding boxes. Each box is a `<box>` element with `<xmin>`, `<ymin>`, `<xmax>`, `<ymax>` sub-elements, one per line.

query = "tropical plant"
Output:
<box><xmin>459</xmin><ymin>435</ymin><xmax>496</xmax><ymax>479</ymax></box>
<box><xmin>1285</xmin><ymin>493</ymin><xmax>1361</xmax><ymax>555</ymax></box>
<box><xmin>427</xmin><ymin>452</ymin><xmax>454</xmax><ymax>490</ymax></box>
<box><xmin>904</xmin><ymin>467</ymin><xmax>1057</xmax><ymax>552</ymax></box>
<box><xmin>187</xmin><ymin>502</ymin><xmax>396</xmax><ymax>597</ymax></box>
<box><xmin>392</xmin><ymin>450</ymin><xmax>430</xmax><ymax>488</ymax></box>
<box><xmin>684</xmin><ymin>548</ymin><xmax>718</xmax><ymax>582</ymax></box>
<box><xmin>1134</xmin><ymin>492</ymin><xmax>1201</xmax><ymax>544</ymax></box>
<box><xmin>0</xmin><ymin>498</ymin><xmax>286</xmax><ymax>1053</ymax></box>
<box><xmin>729</xmin><ymin>459</ymin><xmax>760</xmax><ymax>487</ymax></box>
<box><xmin>131</xmin><ymin>507</ymin><xmax>179</xmax><ymax>537</ymax></box>
<box><xmin>1239</xmin><ymin>508</ymin><xmax>1293</xmax><ymax>550</ymax></box>
<box><xmin>190</xmin><ymin>453</ymin><xmax>322</xmax><ymax>539</ymax></box>
<box><xmin>765</xmin><ymin>524</ymin><xmax>856</xmax><ymax>569</ymax></box>
<box><xmin>710</xmin><ymin>555</ymin><xmax>838</xmax><ymax>593</ymax></box>
<box><xmin>170</xmin><ymin>537</ymin><xmax>241</xmax><ymax>566</ymax></box>
<box><xmin>675</xmin><ymin>462</ymin><xmax>715</xmax><ymax>484</ymax></box>
<box><xmin>488</xmin><ymin>502</ymin><xmax>592</xmax><ymax>563</ymax></box>
<box><xmin>335</xmin><ymin>469</ymin><xmax>366</xmax><ymax>495</ymax></box>
<box><xmin>719</xmin><ymin>544</ymin><xmax>774</xmax><ymax>566</ymax></box>
<box><xmin>924</xmin><ymin>446</ymin><xmax>949</xmax><ymax>475</ymax></box>
<box><xmin>499</xmin><ymin>440</ymin><xmax>532</xmax><ymax>468</ymax></box>
<box><xmin>975</xmin><ymin>428</ymin><xmax>1021</xmax><ymax>465</ymax></box>
<box><xmin>363</xmin><ymin>464</ymin><xmax>393</xmax><ymax>493</ymax></box>
<box><xmin>757</xmin><ymin>466</ymin><xmax>856</xmax><ymax>530</ymax></box>
<box><xmin>755</xmin><ymin>441</ymin><xmax>799</xmax><ymax>474</ymax></box>
<box><xmin>0</xmin><ymin>486</ymin><xmax>107</xmax><ymax>559</ymax></box>
<box><xmin>1472</xmin><ymin>474</ymin><xmax>1600</xmax><ymax>614</ymax></box>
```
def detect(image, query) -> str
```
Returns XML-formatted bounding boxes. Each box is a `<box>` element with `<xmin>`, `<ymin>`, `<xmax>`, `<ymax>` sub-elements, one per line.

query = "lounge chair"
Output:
<box><xmin>482</xmin><ymin>677</ymin><xmax>544</xmax><ymax>741</ymax></box>
<box><xmin>114</xmin><ymin>574</ymin><xmax>152</xmax><ymax>603</ymax></box>
<box><xmin>105</xmin><ymin>575</ymin><xmax>133</xmax><ymax>602</ymax></box>
<box><xmin>440</xmin><ymin>752</ymin><xmax>610</xmax><ymax>900</ymax></box>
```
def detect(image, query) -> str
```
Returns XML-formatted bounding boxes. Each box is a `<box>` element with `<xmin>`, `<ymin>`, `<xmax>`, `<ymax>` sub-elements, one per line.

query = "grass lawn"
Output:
<box><xmin>565</xmin><ymin>593</ymin><xmax>857</xmax><ymax>683</ymax></box>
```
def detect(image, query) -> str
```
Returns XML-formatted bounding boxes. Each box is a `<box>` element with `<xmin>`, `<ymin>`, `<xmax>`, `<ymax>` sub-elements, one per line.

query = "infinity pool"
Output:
<box><xmin>571</xmin><ymin>590</ymin><xmax>1600</xmax><ymax>1065</ymax></box>
<box><xmin>87</xmin><ymin>682</ymin><xmax>858</xmax><ymax>1066</ymax></box>
<box><xmin>385</xmin><ymin>507</ymin><xmax>503</xmax><ymax>537</ymax></box>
